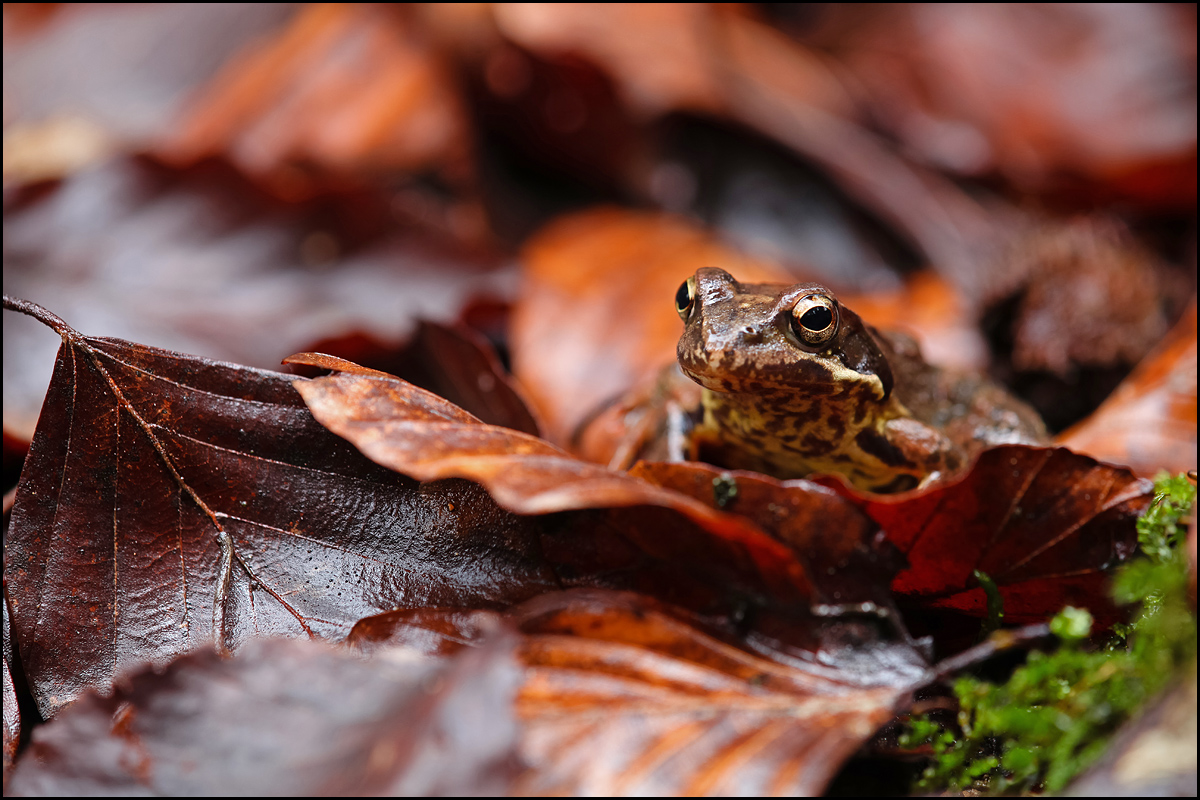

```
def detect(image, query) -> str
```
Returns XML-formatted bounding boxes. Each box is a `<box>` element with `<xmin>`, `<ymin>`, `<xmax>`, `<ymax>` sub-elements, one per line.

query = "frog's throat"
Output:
<box><xmin>695</xmin><ymin>386</ymin><xmax>919</xmax><ymax>485</ymax></box>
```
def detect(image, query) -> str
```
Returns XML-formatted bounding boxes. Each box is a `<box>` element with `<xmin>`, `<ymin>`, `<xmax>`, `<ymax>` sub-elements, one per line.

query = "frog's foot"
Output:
<box><xmin>879</xmin><ymin>416</ymin><xmax>962</xmax><ymax>487</ymax></box>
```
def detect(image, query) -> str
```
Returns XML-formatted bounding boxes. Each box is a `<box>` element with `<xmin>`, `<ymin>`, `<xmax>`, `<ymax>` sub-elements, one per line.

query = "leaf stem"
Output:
<box><xmin>3</xmin><ymin>294</ymin><xmax>76</xmax><ymax>340</ymax></box>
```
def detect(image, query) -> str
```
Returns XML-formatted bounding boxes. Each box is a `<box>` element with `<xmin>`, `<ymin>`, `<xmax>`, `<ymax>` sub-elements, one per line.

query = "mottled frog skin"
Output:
<box><xmin>675</xmin><ymin>268</ymin><xmax>1047</xmax><ymax>492</ymax></box>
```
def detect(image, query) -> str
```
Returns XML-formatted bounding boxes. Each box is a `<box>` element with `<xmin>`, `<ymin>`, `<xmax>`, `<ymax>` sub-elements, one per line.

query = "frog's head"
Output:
<box><xmin>675</xmin><ymin>267</ymin><xmax>893</xmax><ymax>402</ymax></box>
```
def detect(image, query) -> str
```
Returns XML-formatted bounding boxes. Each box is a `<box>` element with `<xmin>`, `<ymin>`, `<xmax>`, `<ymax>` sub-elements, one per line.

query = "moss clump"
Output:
<box><xmin>901</xmin><ymin>472</ymin><xmax>1196</xmax><ymax>794</ymax></box>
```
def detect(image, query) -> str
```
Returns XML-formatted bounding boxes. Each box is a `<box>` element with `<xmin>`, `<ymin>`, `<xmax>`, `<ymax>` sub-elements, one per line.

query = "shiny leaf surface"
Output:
<box><xmin>4</xmin><ymin>303</ymin><xmax>556</xmax><ymax>716</ymax></box>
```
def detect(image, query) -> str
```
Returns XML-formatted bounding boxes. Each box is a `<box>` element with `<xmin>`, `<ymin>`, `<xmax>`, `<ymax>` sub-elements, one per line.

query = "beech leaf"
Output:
<box><xmin>345</xmin><ymin>589</ymin><xmax>930</xmax><ymax>796</ymax></box>
<box><xmin>3</xmin><ymin>299</ymin><xmax>557</xmax><ymax>716</ymax></box>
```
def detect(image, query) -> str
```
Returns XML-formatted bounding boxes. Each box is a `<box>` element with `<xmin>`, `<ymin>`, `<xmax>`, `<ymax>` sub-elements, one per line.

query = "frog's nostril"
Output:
<box><xmin>739</xmin><ymin>325</ymin><xmax>763</xmax><ymax>344</ymax></box>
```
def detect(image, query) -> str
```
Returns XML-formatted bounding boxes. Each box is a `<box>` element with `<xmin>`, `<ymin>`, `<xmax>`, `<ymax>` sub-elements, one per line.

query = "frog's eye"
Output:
<box><xmin>789</xmin><ymin>294</ymin><xmax>838</xmax><ymax>347</ymax></box>
<box><xmin>675</xmin><ymin>277</ymin><xmax>696</xmax><ymax>321</ymax></box>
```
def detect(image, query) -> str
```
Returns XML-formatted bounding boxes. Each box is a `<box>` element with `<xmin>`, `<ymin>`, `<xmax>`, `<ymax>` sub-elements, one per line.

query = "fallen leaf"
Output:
<box><xmin>2</xmin><ymin>155</ymin><xmax>507</xmax><ymax>442</ymax></box>
<box><xmin>347</xmin><ymin>589</ymin><xmax>931</xmax><ymax>797</ymax></box>
<box><xmin>834</xmin><ymin>4</ymin><xmax>1197</xmax><ymax>205</ymax></box>
<box><xmin>512</xmin><ymin>590</ymin><xmax>924</xmax><ymax>796</ymax></box>
<box><xmin>492</xmin><ymin>3</ymin><xmax>723</xmax><ymax>117</ymax></box>
<box><xmin>373</xmin><ymin>320</ymin><xmax>543</xmax><ymax>437</ymax></box>
<box><xmin>5</xmin><ymin>635</ymin><xmax>522</xmax><ymax>795</ymax></box>
<box><xmin>348</xmin><ymin>607</ymin><xmax>502</xmax><ymax>659</ymax></box>
<box><xmin>817</xmin><ymin>445</ymin><xmax>1151</xmax><ymax>624</ymax></box>
<box><xmin>2</xmin><ymin>4</ymin><xmax>297</xmax><ymax>160</ymax></box>
<box><xmin>4</xmin><ymin>300</ymin><xmax>557</xmax><ymax>716</ymax></box>
<box><xmin>630</xmin><ymin>462</ymin><xmax>898</xmax><ymax>614</ymax></box>
<box><xmin>2</xmin><ymin>598</ymin><xmax>18</xmax><ymax>777</ymax></box>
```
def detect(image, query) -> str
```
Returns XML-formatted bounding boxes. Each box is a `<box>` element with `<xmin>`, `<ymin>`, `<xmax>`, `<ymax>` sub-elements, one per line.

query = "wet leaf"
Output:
<box><xmin>819</xmin><ymin>445</ymin><xmax>1152</xmax><ymax>624</ymax></box>
<box><xmin>2</xmin><ymin>597</ymin><xmax>19</xmax><ymax>778</ymax></box>
<box><xmin>5</xmin><ymin>636</ymin><xmax>522</xmax><ymax>796</ymax></box>
<box><xmin>4</xmin><ymin>301</ymin><xmax>557</xmax><ymax>716</ymax></box>
<box><xmin>630</xmin><ymin>462</ymin><xmax>898</xmax><ymax>614</ymax></box>
<box><xmin>346</xmin><ymin>589</ymin><xmax>930</xmax><ymax>797</ymax></box>
<box><xmin>511</xmin><ymin>591</ymin><xmax>923</xmax><ymax>796</ymax></box>
<box><xmin>375</xmin><ymin>320</ymin><xmax>542</xmax><ymax>437</ymax></box>
<box><xmin>2</xmin><ymin>4</ymin><xmax>297</xmax><ymax>174</ymax></box>
<box><xmin>489</xmin><ymin>4</ymin><xmax>1004</xmax><ymax>284</ymax></box>
<box><xmin>348</xmin><ymin>607</ymin><xmax>502</xmax><ymax>659</ymax></box>
<box><xmin>985</xmin><ymin>218</ymin><xmax>1170</xmax><ymax>376</ymax></box>
<box><xmin>491</xmin><ymin>3</ymin><xmax>724</xmax><ymax>116</ymax></box>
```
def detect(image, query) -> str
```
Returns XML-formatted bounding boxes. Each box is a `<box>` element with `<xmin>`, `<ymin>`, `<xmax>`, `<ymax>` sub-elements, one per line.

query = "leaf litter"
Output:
<box><xmin>4</xmin><ymin>4</ymin><xmax>1193</xmax><ymax>794</ymax></box>
<box><xmin>5</xmin><ymin>298</ymin><xmax>940</xmax><ymax>795</ymax></box>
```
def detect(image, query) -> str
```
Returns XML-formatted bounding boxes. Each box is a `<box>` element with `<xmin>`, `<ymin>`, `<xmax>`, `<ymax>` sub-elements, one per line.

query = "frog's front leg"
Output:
<box><xmin>878</xmin><ymin>416</ymin><xmax>962</xmax><ymax>489</ymax></box>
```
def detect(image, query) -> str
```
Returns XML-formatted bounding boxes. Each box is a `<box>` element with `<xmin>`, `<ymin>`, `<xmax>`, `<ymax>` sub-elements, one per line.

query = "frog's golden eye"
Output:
<box><xmin>675</xmin><ymin>277</ymin><xmax>696</xmax><ymax>321</ymax></box>
<box><xmin>790</xmin><ymin>294</ymin><xmax>838</xmax><ymax>347</ymax></box>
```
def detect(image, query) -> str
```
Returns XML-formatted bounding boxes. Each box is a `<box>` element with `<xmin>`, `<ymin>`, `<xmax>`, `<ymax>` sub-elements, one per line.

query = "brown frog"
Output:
<box><xmin>674</xmin><ymin>268</ymin><xmax>1047</xmax><ymax>492</ymax></box>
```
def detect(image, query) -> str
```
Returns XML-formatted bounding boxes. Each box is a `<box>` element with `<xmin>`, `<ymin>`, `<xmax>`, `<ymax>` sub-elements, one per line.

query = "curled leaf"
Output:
<box><xmin>293</xmin><ymin>367</ymin><xmax>817</xmax><ymax>606</ymax></box>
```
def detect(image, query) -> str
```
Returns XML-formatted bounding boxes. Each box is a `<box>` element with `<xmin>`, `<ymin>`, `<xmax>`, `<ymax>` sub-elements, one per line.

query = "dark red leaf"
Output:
<box><xmin>2</xmin><ymin>155</ymin><xmax>505</xmax><ymax>443</ymax></box>
<box><xmin>630</xmin><ymin>461</ymin><xmax>899</xmax><ymax>613</ymax></box>
<box><xmin>818</xmin><ymin>445</ymin><xmax>1151</xmax><ymax>623</ymax></box>
<box><xmin>409</xmin><ymin>321</ymin><xmax>542</xmax><ymax>437</ymax></box>
<box><xmin>4</xmin><ymin>302</ymin><xmax>557</xmax><ymax>716</ymax></box>
<box><xmin>2</xmin><ymin>596</ymin><xmax>18</xmax><ymax>778</ymax></box>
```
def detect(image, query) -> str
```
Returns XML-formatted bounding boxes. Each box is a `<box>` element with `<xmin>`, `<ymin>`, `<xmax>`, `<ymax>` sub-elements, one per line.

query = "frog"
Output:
<box><xmin>673</xmin><ymin>267</ymin><xmax>1047</xmax><ymax>492</ymax></box>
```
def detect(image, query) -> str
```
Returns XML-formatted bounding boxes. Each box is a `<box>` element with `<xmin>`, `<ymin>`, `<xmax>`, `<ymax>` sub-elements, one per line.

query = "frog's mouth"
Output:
<box><xmin>679</xmin><ymin>358</ymin><xmax>882</xmax><ymax>399</ymax></box>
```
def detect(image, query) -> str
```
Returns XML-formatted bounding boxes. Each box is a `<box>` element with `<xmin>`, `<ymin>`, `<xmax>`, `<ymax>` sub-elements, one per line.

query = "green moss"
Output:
<box><xmin>901</xmin><ymin>472</ymin><xmax>1196</xmax><ymax>794</ymax></box>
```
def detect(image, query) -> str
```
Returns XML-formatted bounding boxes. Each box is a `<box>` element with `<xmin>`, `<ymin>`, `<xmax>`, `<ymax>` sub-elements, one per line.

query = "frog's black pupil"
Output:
<box><xmin>800</xmin><ymin>306</ymin><xmax>833</xmax><ymax>332</ymax></box>
<box><xmin>675</xmin><ymin>281</ymin><xmax>692</xmax><ymax>314</ymax></box>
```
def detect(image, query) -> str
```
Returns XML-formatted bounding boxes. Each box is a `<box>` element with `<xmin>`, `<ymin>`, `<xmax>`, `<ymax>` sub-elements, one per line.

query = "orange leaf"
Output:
<box><xmin>1058</xmin><ymin>300</ymin><xmax>1198</xmax><ymax>478</ymax></box>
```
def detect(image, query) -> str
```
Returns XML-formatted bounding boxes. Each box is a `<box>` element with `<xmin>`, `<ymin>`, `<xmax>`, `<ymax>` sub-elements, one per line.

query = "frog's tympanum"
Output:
<box><xmin>675</xmin><ymin>268</ymin><xmax>1047</xmax><ymax>492</ymax></box>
